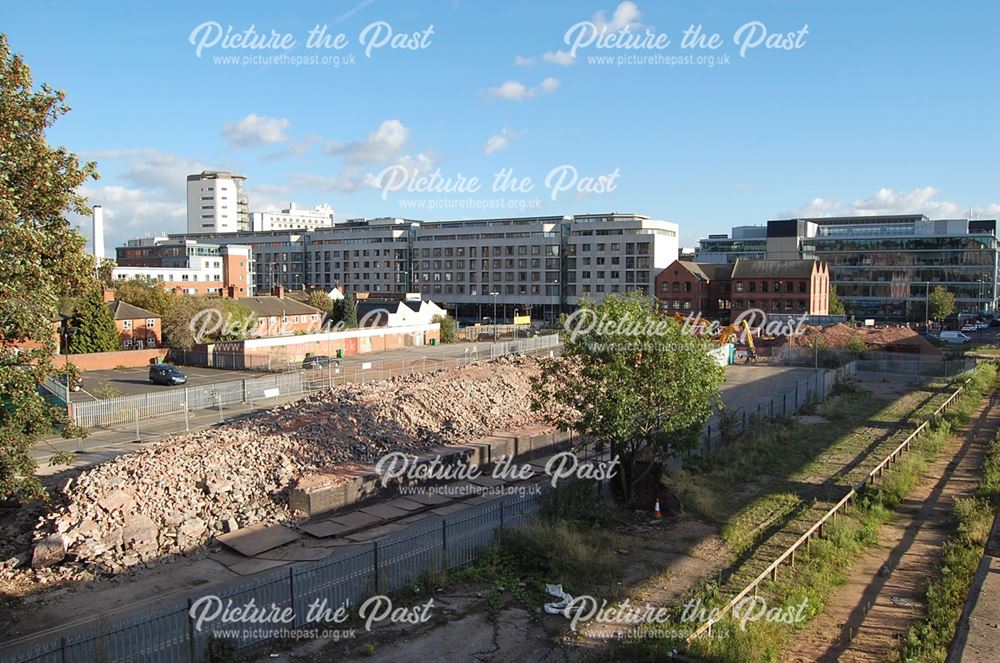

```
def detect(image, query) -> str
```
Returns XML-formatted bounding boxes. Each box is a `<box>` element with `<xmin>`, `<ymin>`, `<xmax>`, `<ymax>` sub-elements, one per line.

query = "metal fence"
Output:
<box><xmin>699</xmin><ymin>362</ymin><xmax>858</xmax><ymax>454</ymax></box>
<box><xmin>489</xmin><ymin>333</ymin><xmax>561</xmax><ymax>359</ymax></box>
<box><xmin>0</xmin><ymin>481</ymin><xmax>577</xmax><ymax>663</ymax></box>
<box><xmin>855</xmin><ymin>356</ymin><xmax>977</xmax><ymax>377</ymax></box>
<box><xmin>69</xmin><ymin>339</ymin><xmax>562</xmax><ymax>430</ymax></box>
<box><xmin>686</xmin><ymin>375</ymin><xmax>973</xmax><ymax>644</ymax></box>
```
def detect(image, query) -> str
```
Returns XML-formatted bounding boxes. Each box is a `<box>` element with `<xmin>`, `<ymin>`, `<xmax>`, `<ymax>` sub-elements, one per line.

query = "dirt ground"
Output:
<box><xmin>252</xmin><ymin>517</ymin><xmax>729</xmax><ymax>662</ymax></box>
<box><xmin>789</xmin><ymin>381</ymin><xmax>996</xmax><ymax>662</ymax></box>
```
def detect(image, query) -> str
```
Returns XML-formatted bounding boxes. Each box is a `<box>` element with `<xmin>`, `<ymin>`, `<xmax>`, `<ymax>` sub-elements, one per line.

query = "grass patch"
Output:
<box><xmin>604</xmin><ymin>363</ymin><xmax>995</xmax><ymax>663</ymax></box>
<box><xmin>445</xmin><ymin>480</ymin><xmax>623</xmax><ymax>626</ymax></box>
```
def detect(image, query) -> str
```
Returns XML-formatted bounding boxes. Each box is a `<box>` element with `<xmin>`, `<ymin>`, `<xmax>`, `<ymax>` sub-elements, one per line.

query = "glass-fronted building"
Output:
<box><xmin>696</xmin><ymin>214</ymin><xmax>998</xmax><ymax>321</ymax></box>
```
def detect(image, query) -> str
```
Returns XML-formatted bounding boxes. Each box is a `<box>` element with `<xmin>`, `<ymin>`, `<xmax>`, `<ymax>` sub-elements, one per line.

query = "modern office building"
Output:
<box><xmin>695</xmin><ymin>214</ymin><xmax>999</xmax><ymax>320</ymax></box>
<box><xmin>694</xmin><ymin>225</ymin><xmax>767</xmax><ymax>264</ymax></box>
<box><xmin>249</xmin><ymin>203</ymin><xmax>336</xmax><ymax>232</ymax></box>
<box><xmin>186</xmin><ymin>171</ymin><xmax>249</xmax><ymax>233</ymax></box>
<box><xmin>118</xmin><ymin>213</ymin><xmax>678</xmax><ymax>323</ymax></box>
<box><xmin>113</xmin><ymin>237</ymin><xmax>252</xmax><ymax>296</ymax></box>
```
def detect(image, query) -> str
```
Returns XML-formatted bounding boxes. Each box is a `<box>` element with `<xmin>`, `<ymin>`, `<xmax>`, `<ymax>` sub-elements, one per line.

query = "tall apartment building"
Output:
<box><xmin>695</xmin><ymin>214</ymin><xmax>999</xmax><ymax>320</ymax></box>
<box><xmin>250</xmin><ymin>203</ymin><xmax>336</xmax><ymax>232</ymax></box>
<box><xmin>126</xmin><ymin>213</ymin><xmax>678</xmax><ymax>323</ymax></box>
<box><xmin>113</xmin><ymin>237</ymin><xmax>252</xmax><ymax>296</ymax></box>
<box><xmin>186</xmin><ymin>171</ymin><xmax>249</xmax><ymax>233</ymax></box>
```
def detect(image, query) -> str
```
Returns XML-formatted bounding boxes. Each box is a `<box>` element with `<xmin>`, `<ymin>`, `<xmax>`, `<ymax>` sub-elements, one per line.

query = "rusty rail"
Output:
<box><xmin>686</xmin><ymin>377</ymin><xmax>972</xmax><ymax>643</ymax></box>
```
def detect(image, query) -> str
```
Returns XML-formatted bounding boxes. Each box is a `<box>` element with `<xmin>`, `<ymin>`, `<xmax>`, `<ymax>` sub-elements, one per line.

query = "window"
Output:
<box><xmin>123</xmin><ymin>339</ymin><xmax>132</xmax><ymax>350</ymax></box>
<box><xmin>122</xmin><ymin>320</ymin><xmax>133</xmax><ymax>330</ymax></box>
<box><xmin>146</xmin><ymin>318</ymin><xmax>156</xmax><ymax>327</ymax></box>
<box><xmin>735</xmin><ymin>281</ymin><xmax>744</xmax><ymax>293</ymax></box>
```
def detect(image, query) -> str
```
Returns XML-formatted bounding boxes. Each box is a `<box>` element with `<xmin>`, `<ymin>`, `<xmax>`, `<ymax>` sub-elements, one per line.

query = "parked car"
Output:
<box><xmin>976</xmin><ymin>320</ymin><xmax>989</xmax><ymax>330</ymax></box>
<box><xmin>302</xmin><ymin>354</ymin><xmax>334</xmax><ymax>370</ymax></box>
<box><xmin>961</xmin><ymin>323</ymin><xmax>977</xmax><ymax>333</ymax></box>
<box><xmin>148</xmin><ymin>364</ymin><xmax>187</xmax><ymax>385</ymax></box>
<box><xmin>939</xmin><ymin>331</ymin><xmax>972</xmax><ymax>344</ymax></box>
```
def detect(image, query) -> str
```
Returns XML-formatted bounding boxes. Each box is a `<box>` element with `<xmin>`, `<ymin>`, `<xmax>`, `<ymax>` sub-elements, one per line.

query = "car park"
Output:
<box><xmin>148</xmin><ymin>364</ymin><xmax>188</xmax><ymax>386</ymax></box>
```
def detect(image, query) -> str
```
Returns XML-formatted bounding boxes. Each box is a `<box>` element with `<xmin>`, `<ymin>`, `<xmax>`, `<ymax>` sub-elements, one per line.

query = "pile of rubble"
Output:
<box><xmin>781</xmin><ymin>322</ymin><xmax>939</xmax><ymax>353</ymax></box>
<box><xmin>20</xmin><ymin>355</ymin><xmax>546</xmax><ymax>576</ymax></box>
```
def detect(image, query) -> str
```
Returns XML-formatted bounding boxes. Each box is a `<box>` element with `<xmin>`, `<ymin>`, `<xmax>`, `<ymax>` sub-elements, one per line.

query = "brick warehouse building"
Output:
<box><xmin>656</xmin><ymin>258</ymin><xmax>830</xmax><ymax>319</ymax></box>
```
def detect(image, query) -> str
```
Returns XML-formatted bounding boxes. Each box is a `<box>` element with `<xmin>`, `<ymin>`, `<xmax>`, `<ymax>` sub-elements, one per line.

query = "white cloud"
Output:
<box><xmin>542</xmin><ymin>50</ymin><xmax>575</xmax><ymax>66</ymax></box>
<box><xmin>788</xmin><ymin>187</ymin><xmax>1000</xmax><ymax>220</ymax></box>
<box><xmin>484</xmin><ymin>128</ymin><xmax>525</xmax><ymax>155</ymax></box>
<box><xmin>222</xmin><ymin>113</ymin><xmax>290</xmax><ymax>147</ymax></box>
<box><xmin>261</xmin><ymin>134</ymin><xmax>321</xmax><ymax>161</ymax></box>
<box><xmin>513</xmin><ymin>55</ymin><xmax>535</xmax><ymax>66</ymax></box>
<box><xmin>325</xmin><ymin>119</ymin><xmax>410</xmax><ymax>164</ymax></box>
<box><xmin>592</xmin><ymin>1</ymin><xmax>643</xmax><ymax>33</ymax></box>
<box><xmin>485</xmin><ymin>77</ymin><xmax>559</xmax><ymax>101</ymax></box>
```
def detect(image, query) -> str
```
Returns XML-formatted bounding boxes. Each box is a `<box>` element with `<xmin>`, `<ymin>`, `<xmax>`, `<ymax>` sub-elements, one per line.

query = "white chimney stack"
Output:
<box><xmin>92</xmin><ymin>205</ymin><xmax>105</xmax><ymax>262</ymax></box>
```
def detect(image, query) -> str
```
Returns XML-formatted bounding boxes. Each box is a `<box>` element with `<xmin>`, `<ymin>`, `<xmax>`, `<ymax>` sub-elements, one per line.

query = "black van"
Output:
<box><xmin>148</xmin><ymin>364</ymin><xmax>187</xmax><ymax>386</ymax></box>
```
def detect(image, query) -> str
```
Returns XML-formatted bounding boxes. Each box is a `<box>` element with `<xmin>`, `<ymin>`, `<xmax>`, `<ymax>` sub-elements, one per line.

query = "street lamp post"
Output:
<box><xmin>490</xmin><ymin>292</ymin><xmax>499</xmax><ymax>342</ymax></box>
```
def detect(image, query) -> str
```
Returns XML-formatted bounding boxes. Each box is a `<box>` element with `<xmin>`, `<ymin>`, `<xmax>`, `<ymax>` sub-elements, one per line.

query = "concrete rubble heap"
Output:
<box><xmin>25</xmin><ymin>355</ymin><xmax>545</xmax><ymax>574</ymax></box>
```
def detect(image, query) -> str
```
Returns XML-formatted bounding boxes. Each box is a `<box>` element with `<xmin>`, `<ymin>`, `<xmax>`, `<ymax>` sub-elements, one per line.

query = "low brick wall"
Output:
<box><xmin>288</xmin><ymin>424</ymin><xmax>572</xmax><ymax>517</ymax></box>
<box><xmin>52</xmin><ymin>348</ymin><xmax>168</xmax><ymax>371</ymax></box>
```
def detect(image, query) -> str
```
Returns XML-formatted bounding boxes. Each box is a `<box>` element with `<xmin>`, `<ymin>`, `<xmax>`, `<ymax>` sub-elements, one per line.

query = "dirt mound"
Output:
<box><xmin>21</xmin><ymin>355</ymin><xmax>547</xmax><ymax>575</ymax></box>
<box><xmin>782</xmin><ymin>323</ymin><xmax>939</xmax><ymax>353</ymax></box>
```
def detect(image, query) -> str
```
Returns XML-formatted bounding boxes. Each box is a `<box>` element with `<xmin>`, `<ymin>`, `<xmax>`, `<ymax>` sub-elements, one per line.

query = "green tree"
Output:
<box><xmin>342</xmin><ymin>294</ymin><xmax>358</xmax><ymax>328</ymax></box>
<box><xmin>928</xmin><ymin>285</ymin><xmax>955</xmax><ymax>321</ymax></box>
<box><xmin>113</xmin><ymin>276</ymin><xmax>175</xmax><ymax>316</ymax></box>
<box><xmin>828</xmin><ymin>285</ymin><xmax>846</xmax><ymax>315</ymax></box>
<box><xmin>0</xmin><ymin>34</ymin><xmax>98</xmax><ymax>500</ymax></box>
<box><xmin>68</xmin><ymin>286</ymin><xmax>120</xmax><ymax>353</ymax></box>
<box><xmin>531</xmin><ymin>294</ymin><xmax>725</xmax><ymax>506</ymax></box>
<box><xmin>161</xmin><ymin>296</ymin><xmax>255</xmax><ymax>349</ymax></box>
<box><xmin>304</xmin><ymin>290</ymin><xmax>333</xmax><ymax>314</ymax></box>
<box><xmin>97</xmin><ymin>258</ymin><xmax>116</xmax><ymax>287</ymax></box>
<box><xmin>432</xmin><ymin>314</ymin><xmax>457</xmax><ymax>343</ymax></box>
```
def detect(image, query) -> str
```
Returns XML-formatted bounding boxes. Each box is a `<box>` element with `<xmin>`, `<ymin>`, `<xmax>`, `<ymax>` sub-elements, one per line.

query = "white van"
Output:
<box><xmin>939</xmin><ymin>331</ymin><xmax>971</xmax><ymax>344</ymax></box>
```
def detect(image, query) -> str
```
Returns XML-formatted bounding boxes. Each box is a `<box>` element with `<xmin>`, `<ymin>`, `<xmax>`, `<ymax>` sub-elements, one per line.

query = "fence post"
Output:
<box><xmin>186</xmin><ymin>597</ymin><xmax>197</xmax><ymax>663</ymax></box>
<box><xmin>289</xmin><ymin>566</ymin><xmax>297</xmax><ymax>627</ymax></box>
<box><xmin>373</xmin><ymin>541</ymin><xmax>380</xmax><ymax>594</ymax></box>
<box><xmin>442</xmin><ymin>519</ymin><xmax>448</xmax><ymax>569</ymax></box>
<box><xmin>134</xmin><ymin>408</ymin><xmax>140</xmax><ymax>441</ymax></box>
<box><xmin>499</xmin><ymin>500</ymin><xmax>505</xmax><ymax>531</ymax></box>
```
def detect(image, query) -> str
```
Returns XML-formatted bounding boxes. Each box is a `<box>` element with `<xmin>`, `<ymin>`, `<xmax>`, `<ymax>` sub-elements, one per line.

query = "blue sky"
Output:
<box><xmin>3</xmin><ymin>0</ymin><xmax>998</xmax><ymax>251</ymax></box>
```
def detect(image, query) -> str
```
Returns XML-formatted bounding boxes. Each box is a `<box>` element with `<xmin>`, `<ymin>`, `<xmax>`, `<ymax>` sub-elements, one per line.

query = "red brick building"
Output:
<box><xmin>237</xmin><ymin>295</ymin><xmax>325</xmax><ymax>337</ymax></box>
<box><xmin>106</xmin><ymin>300</ymin><xmax>162</xmax><ymax>350</ymax></box>
<box><xmin>655</xmin><ymin>260</ymin><xmax>733</xmax><ymax>317</ymax></box>
<box><xmin>655</xmin><ymin>258</ymin><xmax>830</xmax><ymax>319</ymax></box>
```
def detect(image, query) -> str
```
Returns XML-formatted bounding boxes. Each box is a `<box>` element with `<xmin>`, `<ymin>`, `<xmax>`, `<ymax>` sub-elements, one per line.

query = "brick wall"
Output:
<box><xmin>52</xmin><ymin>348</ymin><xmax>168</xmax><ymax>371</ymax></box>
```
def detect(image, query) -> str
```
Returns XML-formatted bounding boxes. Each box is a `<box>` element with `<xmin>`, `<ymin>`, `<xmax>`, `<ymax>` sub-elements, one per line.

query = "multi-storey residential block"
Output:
<box><xmin>113</xmin><ymin>238</ymin><xmax>252</xmax><ymax>296</ymax></box>
<box><xmin>119</xmin><ymin>213</ymin><xmax>678</xmax><ymax>323</ymax></box>
<box><xmin>249</xmin><ymin>203</ymin><xmax>336</xmax><ymax>232</ymax></box>
<box><xmin>186</xmin><ymin>171</ymin><xmax>249</xmax><ymax>233</ymax></box>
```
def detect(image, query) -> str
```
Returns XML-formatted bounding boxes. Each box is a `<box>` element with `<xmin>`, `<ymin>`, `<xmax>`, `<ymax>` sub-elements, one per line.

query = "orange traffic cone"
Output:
<box><xmin>653</xmin><ymin>499</ymin><xmax>662</xmax><ymax>520</ymax></box>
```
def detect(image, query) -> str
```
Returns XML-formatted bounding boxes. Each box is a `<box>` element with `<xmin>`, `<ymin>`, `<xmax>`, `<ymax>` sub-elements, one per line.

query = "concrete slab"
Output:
<box><xmin>217</xmin><ymin>523</ymin><xmax>300</xmax><ymax>557</ymax></box>
<box><xmin>301</xmin><ymin>520</ymin><xmax>353</xmax><ymax>539</ymax></box>
<box><xmin>405</xmin><ymin>492</ymin><xmax>452</xmax><ymax>506</ymax></box>
<box><xmin>385</xmin><ymin>497</ymin><xmax>426</xmax><ymax>512</ymax></box>
<box><xmin>358</xmin><ymin>503</ymin><xmax>410</xmax><ymax>520</ymax></box>
<box><xmin>430</xmin><ymin>503</ymin><xmax>469</xmax><ymax>516</ymax></box>
<box><xmin>228</xmin><ymin>557</ymin><xmax>289</xmax><ymax>576</ymax></box>
<box><xmin>343</xmin><ymin>523</ymin><xmax>407</xmax><ymax>542</ymax></box>
<box><xmin>329</xmin><ymin>511</ymin><xmax>383</xmax><ymax>530</ymax></box>
<box><xmin>257</xmin><ymin>547</ymin><xmax>334</xmax><ymax>562</ymax></box>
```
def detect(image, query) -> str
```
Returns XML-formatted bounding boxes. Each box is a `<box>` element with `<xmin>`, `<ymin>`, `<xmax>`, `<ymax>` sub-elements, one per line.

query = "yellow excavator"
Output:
<box><xmin>672</xmin><ymin>313</ymin><xmax>757</xmax><ymax>363</ymax></box>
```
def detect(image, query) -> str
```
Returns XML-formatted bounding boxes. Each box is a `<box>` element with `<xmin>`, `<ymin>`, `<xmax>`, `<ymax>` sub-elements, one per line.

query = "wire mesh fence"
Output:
<box><xmin>0</xmin><ymin>478</ymin><xmax>597</xmax><ymax>663</ymax></box>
